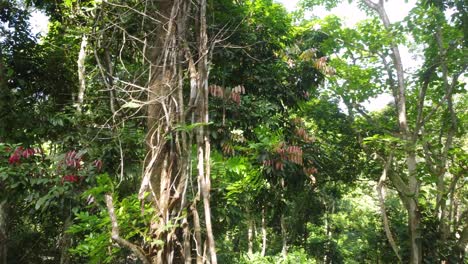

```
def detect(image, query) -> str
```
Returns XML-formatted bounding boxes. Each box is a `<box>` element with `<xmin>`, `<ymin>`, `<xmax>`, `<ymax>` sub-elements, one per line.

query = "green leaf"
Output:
<box><xmin>35</xmin><ymin>195</ymin><xmax>49</xmax><ymax>210</ymax></box>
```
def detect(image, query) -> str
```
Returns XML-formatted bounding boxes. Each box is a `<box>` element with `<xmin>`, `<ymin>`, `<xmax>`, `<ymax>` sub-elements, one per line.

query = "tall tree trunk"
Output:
<box><xmin>261</xmin><ymin>206</ymin><xmax>267</xmax><ymax>257</ymax></box>
<box><xmin>95</xmin><ymin>0</ymin><xmax>216</xmax><ymax>262</ymax></box>
<box><xmin>362</xmin><ymin>1</ymin><xmax>421</xmax><ymax>262</ymax></box>
<box><xmin>190</xmin><ymin>203</ymin><xmax>203</xmax><ymax>264</ymax></box>
<box><xmin>377</xmin><ymin>154</ymin><xmax>402</xmax><ymax>262</ymax></box>
<box><xmin>0</xmin><ymin>200</ymin><xmax>7</xmax><ymax>264</ymax></box>
<box><xmin>280</xmin><ymin>178</ymin><xmax>287</xmax><ymax>259</ymax></box>
<box><xmin>247</xmin><ymin>215</ymin><xmax>254</xmax><ymax>256</ymax></box>
<box><xmin>59</xmin><ymin>214</ymin><xmax>72</xmax><ymax>264</ymax></box>
<box><xmin>137</xmin><ymin>1</ymin><xmax>189</xmax><ymax>262</ymax></box>
<box><xmin>406</xmin><ymin>197</ymin><xmax>422</xmax><ymax>264</ymax></box>
<box><xmin>280</xmin><ymin>213</ymin><xmax>288</xmax><ymax>259</ymax></box>
<box><xmin>323</xmin><ymin>200</ymin><xmax>335</xmax><ymax>264</ymax></box>
<box><xmin>197</xmin><ymin>0</ymin><xmax>217</xmax><ymax>262</ymax></box>
<box><xmin>76</xmin><ymin>34</ymin><xmax>87</xmax><ymax>112</ymax></box>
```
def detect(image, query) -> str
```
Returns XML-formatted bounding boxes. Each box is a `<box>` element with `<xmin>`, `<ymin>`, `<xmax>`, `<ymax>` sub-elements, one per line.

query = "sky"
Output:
<box><xmin>277</xmin><ymin>0</ymin><xmax>416</xmax><ymax>26</ymax></box>
<box><xmin>276</xmin><ymin>0</ymin><xmax>418</xmax><ymax>111</ymax></box>
<box><xmin>30</xmin><ymin>11</ymin><xmax>49</xmax><ymax>36</ymax></box>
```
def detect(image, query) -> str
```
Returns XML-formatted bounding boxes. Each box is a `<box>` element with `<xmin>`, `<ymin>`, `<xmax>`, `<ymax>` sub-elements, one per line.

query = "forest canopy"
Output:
<box><xmin>0</xmin><ymin>0</ymin><xmax>466</xmax><ymax>263</ymax></box>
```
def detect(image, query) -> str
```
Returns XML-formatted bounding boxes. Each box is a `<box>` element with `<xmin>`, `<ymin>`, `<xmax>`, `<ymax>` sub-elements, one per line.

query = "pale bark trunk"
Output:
<box><xmin>76</xmin><ymin>34</ymin><xmax>87</xmax><ymax>112</ymax></box>
<box><xmin>103</xmin><ymin>49</ymin><xmax>116</xmax><ymax>114</ymax></box>
<box><xmin>324</xmin><ymin>201</ymin><xmax>334</xmax><ymax>264</ymax></box>
<box><xmin>376</xmin><ymin>154</ymin><xmax>401</xmax><ymax>262</ymax></box>
<box><xmin>182</xmin><ymin>217</ymin><xmax>192</xmax><ymax>264</ymax></box>
<box><xmin>280</xmin><ymin>178</ymin><xmax>288</xmax><ymax>259</ymax></box>
<box><xmin>0</xmin><ymin>47</ymin><xmax>6</xmax><ymax>90</ymax></box>
<box><xmin>361</xmin><ymin>1</ymin><xmax>421</xmax><ymax>263</ymax></box>
<box><xmin>105</xmin><ymin>195</ymin><xmax>150</xmax><ymax>264</ymax></box>
<box><xmin>247</xmin><ymin>216</ymin><xmax>254</xmax><ymax>256</ymax></box>
<box><xmin>197</xmin><ymin>1</ymin><xmax>217</xmax><ymax>263</ymax></box>
<box><xmin>406</xmin><ymin>198</ymin><xmax>422</xmax><ymax>264</ymax></box>
<box><xmin>434</xmin><ymin>26</ymin><xmax>457</xmax><ymax>246</ymax></box>
<box><xmin>280</xmin><ymin>213</ymin><xmax>288</xmax><ymax>259</ymax></box>
<box><xmin>191</xmin><ymin>203</ymin><xmax>203</xmax><ymax>264</ymax></box>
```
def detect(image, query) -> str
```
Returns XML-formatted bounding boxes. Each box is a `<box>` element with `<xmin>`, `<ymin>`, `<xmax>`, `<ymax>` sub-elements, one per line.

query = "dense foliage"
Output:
<box><xmin>0</xmin><ymin>0</ymin><xmax>466</xmax><ymax>263</ymax></box>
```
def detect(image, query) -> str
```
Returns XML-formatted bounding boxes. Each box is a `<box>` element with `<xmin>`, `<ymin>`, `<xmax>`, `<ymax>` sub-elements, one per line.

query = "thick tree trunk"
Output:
<box><xmin>140</xmin><ymin>1</ymin><xmax>189</xmax><ymax>262</ymax></box>
<box><xmin>96</xmin><ymin>0</ymin><xmax>216</xmax><ymax>262</ymax></box>
<box><xmin>406</xmin><ymin>198</ymin><xmax>422</xmax><ymax>264</ymax></box>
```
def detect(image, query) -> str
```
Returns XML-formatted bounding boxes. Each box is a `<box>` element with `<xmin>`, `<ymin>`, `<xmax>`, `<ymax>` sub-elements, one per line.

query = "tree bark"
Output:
<box><xmin>376</xmin><ymin>154</ymin><xmax>402</xmax><ymax>262</ymax></box>
<box><xmin>247</xmin><ymin>215</ymin><xmax>254</xmax><ymax>256</ymax></box>
<box><xmin>76</xmin><ymin>34</ymin><xmax>88</xmax><ymax>112</ymax></box>
<box><xmin>0</xmin><ymin>200</ymin><xmax>7</xmax><ymax>264</ymax></box>
<box><xmin>191</xmin><ymin>203</ymin><xmax>203</xmax><ymax>264</ymax></box>
<box><xmin>280</xmin><ymin>213</ymin><xmax>288</xmax><ymax>259</ymax></box>
<box><xmin>406</xmin><ymin>197</ymin><xmax>422</xmax><ymax>264</ymax></box>
<box><xmin>361</xmin><ymin>1</ymin><xmax>422</xmax><ymax>263</ymax></box>
<box><xmin>105</xmin><ymin>194</ymin><xmax>150</xmax><ymax>264</ymax></box>
<box><xmin>261</xmin><ymin>206</ymin><xmax>267</xmax><ymax>257</ymax></box>
<box><xmin>197</xmin><ymin>1</ymin><xmax>217</xmax><ymax>262</ymax></box>
<box><xmin>97</xmin><ymin>0</ymin><xmax>216</xmax><ymax>262</ymax></box>
<box><xmin>59</xmin><ymin>214</ymin><xmax>72</xmax><ymax>264</ymax></box>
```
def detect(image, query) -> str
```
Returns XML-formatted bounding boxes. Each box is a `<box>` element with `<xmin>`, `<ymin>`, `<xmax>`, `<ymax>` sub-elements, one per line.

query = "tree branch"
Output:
<box><xmin>361</xmin><ymin>0</ymin><xmax>409</xmax><ymax>136</ymax></box>
<box><xmin>105</xmin><ymin>194</ymin><xmax>150</xmax><ymax>264</ymax></box>
<box><xmin>387</xmin><ymin>167</ymin><xmax>413</xmax><ymax>197</ymax></box>
<box><xmin>377</xmin><ymin>153</ymin><xmax>402</xmax><ymax>262</ymax></box>
<box><xmin>76</xmin><ymin>34</ymin><xmax>88</xmax><ymax>112</ymax></box>
<box><xmin>419</xmin><ymin>65</ymin><xmax>466</xmax><ymax>128</ymax></box>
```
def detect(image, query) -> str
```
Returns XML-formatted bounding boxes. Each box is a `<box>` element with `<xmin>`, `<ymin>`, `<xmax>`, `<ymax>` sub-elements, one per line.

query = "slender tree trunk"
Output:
<box><xmin>324</xmin><ymin>200</ymin><xmax>335</xmax><ymax>264</ymax></box>
<box><xmin>361</xmin><ymin>1</ymin><xmax>421</xmax><ymax>262</ymax></box>
<box><xmin>76</xmin><ymin>34</ymin><xmax>87</xmax><ymax>112</ymax></box>
<box><xmin>261</xmin><ymin>206</ymin><xmax>267</xmax><ymax>257</ymax></box>
<box><xmin>280</xmin><ymin>213</ymin><xmax>288</xmax><ymax>259</ymax></box>
<box><xmin>191</xmin><ymin>203</ymin><xmax>203</xmax><ymax>264</ymax></box>
<box><xmin>103</xmin><ymin>49</ymin><xmax>116</xmax><ymax>114</ymax></box>
<box><xmin>59</xmin><ymin>214</ymin><xmax>72</xmax><ymax>264</ymax></box>
<box><xmin>247</xmin><ymin>215</ymin><xmax>254</xmax><ymax>256</ymax></box>
<box><xmin>280</xmin><ymin>178</ymin><xmax>288</xmax><ymax>259</ymax></box>
<box><xmin>377</xmin><ymin>154</ymin><xmax>402</xmax><ymax>262</ymax></box>
<box><xmin>197</xmin><ymin>1</ymin><xmax>217</xmax><ymax>262</ymax></box>
<box><xmin>0</xmin><ymin>46</ymin><xmax>6</xmax><ymax>90</ymax></box>
<box><xmin>105</xmin><ymin>195</ymin><xmax>150</xmax><ymax>264</ymax></box>
<box><xmin>0</xmin><ymin>200</ymin><xmax>7</xmax><ymax>264</ymax></box>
